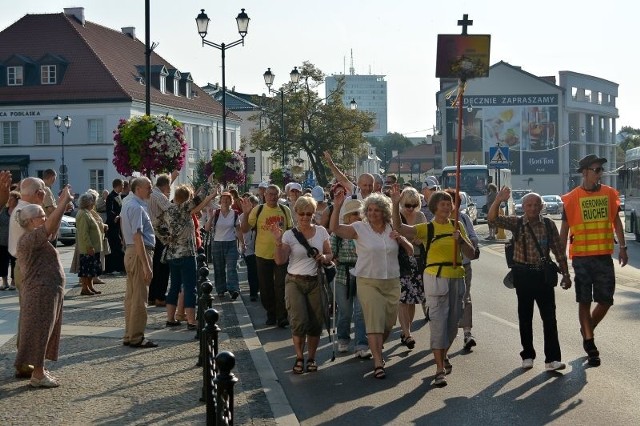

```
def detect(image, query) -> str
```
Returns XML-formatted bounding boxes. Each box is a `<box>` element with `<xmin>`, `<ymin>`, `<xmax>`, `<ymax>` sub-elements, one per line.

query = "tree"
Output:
<box><xmin>249</xmin><ymin>61</ymin><xmax>375</xmax><ymax>186</ymax></box>
<box><xmin>367</xmin><ymin>132</ymin><xmax>413</xmax><ymax>173</ymax></box>
<box><xmin>617</xmin><ymin>126</ymin><xmax>640</xmax><ymax>164</ymax></box>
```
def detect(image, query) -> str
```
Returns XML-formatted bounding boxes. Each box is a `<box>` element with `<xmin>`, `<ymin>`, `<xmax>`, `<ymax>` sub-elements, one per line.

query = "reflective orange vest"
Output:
<box><xmin>561</xmin><ymin>185</ymin><xmax>619</xmax><ymax>258</ymax></box>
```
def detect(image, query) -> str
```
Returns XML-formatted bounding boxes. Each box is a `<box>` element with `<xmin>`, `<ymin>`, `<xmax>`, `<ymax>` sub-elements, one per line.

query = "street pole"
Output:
<box><xmin>196</xmin><ymin>8</ymin><xmax>250</xmax><ymax>151</ymax></box>
<box><xmin>281</xmin><ymin>90</ymin><xmax>285</xmax><ymax>168</ymax></box>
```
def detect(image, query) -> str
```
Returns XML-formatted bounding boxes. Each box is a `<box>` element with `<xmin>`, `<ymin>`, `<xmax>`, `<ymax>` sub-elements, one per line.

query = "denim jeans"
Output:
<box><xmin>211</xmin><ymin>240</ymin><xmax>240</xmax><ymax>294</ymax></box>
<box><xmin>335</xmin><ymin>276</ymin><xmax>368</xmax><ymax>351</ymax></box>
<box><xmin>167</xmin><ymin>256</ymin><xmax>197</xmax><ymax>308</ymax></box>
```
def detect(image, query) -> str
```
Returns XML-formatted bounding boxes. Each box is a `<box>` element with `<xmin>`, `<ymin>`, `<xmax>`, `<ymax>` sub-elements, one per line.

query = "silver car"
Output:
<box><xmin>459</xmin><ymin>191</ymin><xmax>478</xmax><ymax>224</ymax></box>
<box><xmin>542</xmin><ymin>195</ymin><xmax>564</xmax><ymax>215</ymax></box>
<box><xmin>57</xmin><ymin>215</ymin><xmax>76</xmax><ymax>246</ymax></box>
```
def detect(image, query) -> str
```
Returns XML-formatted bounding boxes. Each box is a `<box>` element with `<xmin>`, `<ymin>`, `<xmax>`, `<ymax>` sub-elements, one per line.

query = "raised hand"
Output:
<box><xmin>390</xmin><ymin>184</ymin><xmax>402</xmax><ymax>205</ymax></box>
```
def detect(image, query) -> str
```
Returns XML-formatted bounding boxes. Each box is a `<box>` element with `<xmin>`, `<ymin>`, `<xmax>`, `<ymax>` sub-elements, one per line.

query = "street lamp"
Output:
<box><xmin>263</xmin><ymin>66</ymin><xmax>301</xmax><ymax>168</ymax></box>
<box><xmin>196</xmin><ymin>8</ymin><xmax>250</xmax><ymax>151</ymax></box>
<box><xmin>53</xmin><ymin>114</ymin><xmax>72</xmax><ymax>190</ymax></box>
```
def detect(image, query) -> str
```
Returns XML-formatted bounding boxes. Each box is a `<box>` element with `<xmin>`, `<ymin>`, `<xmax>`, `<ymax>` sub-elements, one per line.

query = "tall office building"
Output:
<box><xmin>325</xmin><ymin>72</ymin><xmax>388</xmax><ymax>138</ymax></box>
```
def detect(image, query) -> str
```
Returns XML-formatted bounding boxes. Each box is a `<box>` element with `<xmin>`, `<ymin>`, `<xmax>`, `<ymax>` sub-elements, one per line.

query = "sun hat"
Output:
<box><xmin>311</xmin><ymin>185</ymin><xmax>325</xmax><ymax>202</ymax></box>
<box><xmin>423</xmin><ymin>176</ymin><xmax>440</xmax><ymax>190</ymax></box>
<box><xmin>342</xmin><ymin>199</ymin><xmax>363</xmax><ymax>221</ymax></box>
<box><xmin>576</xmin><ymin>154</ymin><xmax>607</xmax><ymax>172</ymax></box>
<box><xmin>288</xmin><ymin>182</ymin><xmax>303</xmax><ymax>192</ymax></box>
<box><xmin>258</xmin><ymin>181</ymin><xmax>269</xmax><ymax>189</ymax></box>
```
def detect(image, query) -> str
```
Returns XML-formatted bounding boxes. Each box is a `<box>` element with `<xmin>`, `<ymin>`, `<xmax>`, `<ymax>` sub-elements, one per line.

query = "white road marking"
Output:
<box><xmin>480</xmin><ymin>311</ymin><xmax>519</xmax><ymax>330</ymax></box>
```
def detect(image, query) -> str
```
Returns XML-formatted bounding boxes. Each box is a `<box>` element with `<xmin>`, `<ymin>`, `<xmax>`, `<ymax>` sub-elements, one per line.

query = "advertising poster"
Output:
<box><xmin>446</xmin><ymin>94</ymin><xmax>559</xmax><ymax>175</ymax></box>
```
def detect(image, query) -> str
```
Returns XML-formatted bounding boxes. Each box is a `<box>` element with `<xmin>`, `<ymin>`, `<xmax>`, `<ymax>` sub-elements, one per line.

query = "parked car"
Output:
<box><xmin>459</xmin><ymin>191</ymin><xmax>478</xmax><ymax>225</ymax></box>
<box><xmin>57</xmin><ymin>215</ymin><xmax>76</xmax><ymax>246</ymax></box>
<box><xmin>542</xmin><ymin>195</ymin><xmax>564</xmax><ymax>215</ymax></box>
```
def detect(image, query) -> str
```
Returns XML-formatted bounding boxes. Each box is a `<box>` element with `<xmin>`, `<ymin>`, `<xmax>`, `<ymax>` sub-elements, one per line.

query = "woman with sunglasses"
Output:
<box><xmin>392</xmin><ymin>187</ymin><xmax>476</xmax><ymax>387</ymax></box>
<box><xmin>271</xmin><ymin>195</ymin><xmax>333</xmax><ymax>374</ymax></box>
<box><xmin>396</xmin><ymin>187</ymin><xmax>426</xmax><ymax>350</ymax></box>
<box><xmin>330</xmin><ymin>190</ymin><xmax>412</xmax><ymax>379</ymax></box>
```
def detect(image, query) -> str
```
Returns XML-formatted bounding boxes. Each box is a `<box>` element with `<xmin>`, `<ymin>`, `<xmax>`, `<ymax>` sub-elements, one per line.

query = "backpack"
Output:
<box><xmin>505</xmin><ymin>217</ymin><xmax>524</xmax><ymax>268</ymax></box>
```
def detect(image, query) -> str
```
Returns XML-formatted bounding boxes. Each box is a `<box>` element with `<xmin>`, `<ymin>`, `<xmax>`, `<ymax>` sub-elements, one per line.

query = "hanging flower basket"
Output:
<box><xmin>112</xmin><ymin>115</ymin><xmax>188</xmax><ymax>176</ymax></box>
<box><xmin>269</xmin><ymin>167</ymin><xmax>293</xmax><ymax>188</ymax></box>
<box><xmin>203</xmin><ymin>149</ymin><xmax>246</xmax><ymax>186</ymax></box>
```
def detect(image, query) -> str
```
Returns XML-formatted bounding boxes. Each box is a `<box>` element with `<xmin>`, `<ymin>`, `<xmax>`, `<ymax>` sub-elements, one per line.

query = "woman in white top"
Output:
<box><xmin>330</xmin><ymin>191</ymin><xmax>412</xmax><ymax>379</ymax></box>
<box><xmin>205</xmin><ymin>192</ymin><xmax>241</xmax><ymax>299</ymax></box>
<box><xmin>272</xmin><ymin>196</ymin><xmax>333</xmax><ymax>374</ymax></box>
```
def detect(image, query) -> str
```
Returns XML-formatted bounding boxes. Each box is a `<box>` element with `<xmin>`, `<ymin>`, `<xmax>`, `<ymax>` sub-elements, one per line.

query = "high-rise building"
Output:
<box><xmin>325</xmin><ymin>73</ymin><xmax>388</xmax><ymax>138</ymax></box>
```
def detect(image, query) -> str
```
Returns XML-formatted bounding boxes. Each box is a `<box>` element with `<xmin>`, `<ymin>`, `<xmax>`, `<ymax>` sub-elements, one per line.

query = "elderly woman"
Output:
<box><xmin>75</xmin><ymin>192</ymin><xmax>104</xmax><ymax>295</ymax></box>
<box><xmin>331</xmin><ymin>190</ymin><xmax>412</xmax><ymax>379</ymax></box>
<box><xmin>331</xmin><ymin>198</ymin><xmax>371</xmax><ymax>359</ymax></box>
<box><xmin>392</xmin><ymin>188</ymin><xmax>476</xmax><ymax>387</ymax></box>
<box><xmin>204</xmin><ymin>191</ymin><xmax>241</xmax><ymax>299</ymax></box>
<box><xmin>397</xmin><ymin>187</ymin><xmax>427</xmax><ymax>350</ymax></box>
<box><xmin>14</xmin><ymin>186</ymin><xmax>73</xmax><ymax>387</ymax></box>
<box><xmin>271</xmin><ymin>196</ymin><xmax>333</xmax><ymax>374</ymax></box>
<box><xmin>163</xmin><ymin>184</ymin><xmax>217</xmax><ymax>329</ymax></box>
<box><xmin>86</xmin><ymin>189</ymin><xmax>109</xmax><ymax>285</ymax></box>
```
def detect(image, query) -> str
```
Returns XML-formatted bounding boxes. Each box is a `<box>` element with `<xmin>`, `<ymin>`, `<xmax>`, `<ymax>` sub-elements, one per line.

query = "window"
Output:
<box><xmin>35</xmin><ymin>120</ymin><xmax>50</xmax><ymax>145</ymax></box>
<box><xmin>8</xmin><ymin>66</ymin><xmax>24</xmax><ymax>86</ymax></box>
<box><xmin>88</xmin><ymin>119</ymin><xmax>104</xmax><ymax>143</ymax></box>
<box><xmin>89</xmin><ymin>169</ymin><xmax>105</xmax><ymax>192</ymax></box>
<box><xmin>41</xmin><ymin>65</ymin><xmax>57</xmax><ymax>84</ymax></box>
<box><xmin>160</xmin><ymin>76</ymin><xmax>166</xmax><ymax>94</ymax></box>
<box><xmin>1</xmin><ymin>122</ymin><xmax>18</xmax><ymax>145</ymax></box>
<box><xmin>173</xmin><ymin>79</ymin><xmax>179</xmax><ymax>96</ymax></box>
<box><xmin>185</xmin><ymin>81</ymin><xmax>192</xmax><ymax>98</ymax></box>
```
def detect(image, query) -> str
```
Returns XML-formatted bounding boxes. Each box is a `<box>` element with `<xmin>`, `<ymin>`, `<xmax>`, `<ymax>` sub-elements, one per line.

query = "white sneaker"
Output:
<box><xmin>545</xmin><ymin>361</ymin><xmax>566</xmax><ymax>371</ymax></box>
<box><xmin>338</xmin><ymin>343</ymin><xmax>349</xmax><ymax>353</ymax></box>
<box><xmin>354</xmin><ymin>349</ymin><xmax>372</xmax><ymax>359</ymax></box>
<box><xmin>522</xmin><ymin>358</ymin><xmax>534</xmax><ymax>369</ymax></box>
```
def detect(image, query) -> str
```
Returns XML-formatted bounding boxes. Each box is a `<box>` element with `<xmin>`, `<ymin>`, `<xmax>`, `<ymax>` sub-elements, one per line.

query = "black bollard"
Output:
<box><xmin>201</xmin><ymin>309</ymin><xmax>220</xmax><ymax>408</ymax></box>
<box><xmin>213</xmin><ymin>351</ymin><xmax>238</xmax><ymax>426</ymax></box>
<box><xmin>197</xmin><ymin>279</ymin><xmax>214</xmax><ymax>366</ymax></box>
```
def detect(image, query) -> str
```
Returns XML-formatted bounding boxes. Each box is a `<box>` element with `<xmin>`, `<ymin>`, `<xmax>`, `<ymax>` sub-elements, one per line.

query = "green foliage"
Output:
<box><xmin>248</xmin><ymin>61</ymin><xmax>375</xmax><ymax>186</ymax></box>
<box><xmin>616</xmin><ymin>126</ymin><xmax>640</xmax><ymax>164</ymax></box>
<box><xmin>367</xmin><ymin>132</ymin><xmax>413</xmax><ymax>172</ymax></box>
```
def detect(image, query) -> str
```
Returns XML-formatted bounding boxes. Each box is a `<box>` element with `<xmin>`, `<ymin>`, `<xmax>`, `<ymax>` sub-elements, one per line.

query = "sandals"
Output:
<box><xmin>433</xmin><ymin>370</ymin><xmax>447</xmax><ymax>387</ymax></box>
<box><xmin>292</xmin><ymin>358</ymin><xmax>304</xmax><ymax>374</ymax></box>
<box><xmin>306</xmin><ymin>359</ymin><xmax>318</xmax><ymax>373</ymax></box>
<box><xmin>166</xmin><ymin>320</ymin><xmax>181</xmax><ymax>327</ymax></box>
<box><xmin>130</xmin><ymin>339</ymin><xmax>158</xmax><ymax>348</ymax></box>
<box><xmin>444</xmin><ymin>358</ymin><xmax>452</xmax><ymax>375</ymax></box>
<box><xmin>401</xmin><ymin>334</ymin><xmax>416</xmax><ymax>350</ymax></box>
<box><xmin>373</xmin><ymin>366</ymin><xmax>386</xmax><ymax>379</ymax></box>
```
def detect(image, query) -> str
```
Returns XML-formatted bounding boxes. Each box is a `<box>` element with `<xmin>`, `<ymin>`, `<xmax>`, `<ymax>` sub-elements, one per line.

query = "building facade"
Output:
<box><xmin>0</xmin><ymin>8</ymin><xmax>239</xmax><ymax>193</ymax></box>
<box><xmin>325</xmin><ymin>73</ymin><xmax>388</xmax><ymax>138</ymax></box>
<box><xmin>436</xmin><ymin>61</ymin><xmax>618</xmax><ymax>195</ymax></box>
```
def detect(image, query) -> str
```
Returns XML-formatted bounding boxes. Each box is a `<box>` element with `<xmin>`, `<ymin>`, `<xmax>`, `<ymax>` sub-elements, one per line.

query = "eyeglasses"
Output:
<box><xmin>297</xmin><ymin>212</ymin><xmax>314</xmax><ymax>217</ymax></box>
<box><xmin>587</xmin><ymin>167</ymin><xmax>604</xmax><ymax>173</ymax></box>
<box><xmin>404</xmin><ymin>204</ymin><xmax>419</xmax><ymax>209</ymax></box>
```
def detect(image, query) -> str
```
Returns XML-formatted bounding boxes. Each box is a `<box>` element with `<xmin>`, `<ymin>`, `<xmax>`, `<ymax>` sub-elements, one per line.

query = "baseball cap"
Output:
<box><xmin>342</xmin><ymin>199</ymin><xmax>363</xmax><ymax>221</ymax></box>
<box><xmin>258</xmin><ymin>181</ymin><xmax>269</xmax><ymax>189</ymax></box>
<box><xmin>288</xmin><ymin>182</ymin><xmax>302</xmax><ymax>192</ymax></box>
<box><xmin>576</xmin><ymin>154</ymin><xmax>607</xmax><ymax>172</ymax></box>
<box><xmin>423</xmin><ymin>176</ymin><xmax>440</xmax><ymax>190</ymax></box>
<box><xmin>311</xmin><ymin>186</ymin><xmax>325</xmax><ymax>202</ymax></box>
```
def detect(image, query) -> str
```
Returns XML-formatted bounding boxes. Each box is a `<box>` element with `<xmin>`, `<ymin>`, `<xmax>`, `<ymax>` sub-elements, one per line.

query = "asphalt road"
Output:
<box><xmin>244</xmin><ymin>218</ymin><xmax>640</xmax><ymax>425</ymax></box>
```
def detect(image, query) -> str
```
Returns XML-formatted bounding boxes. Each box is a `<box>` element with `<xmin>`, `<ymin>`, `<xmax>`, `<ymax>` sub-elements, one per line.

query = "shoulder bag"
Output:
<box><xmin>291</xmin><ymin>227</ymin><xmax>336</xmax><ymax>283</ymax></box>
<box><xmin>525</xmin><ymin>220</ymin><xmax>560</xmax><ymax>287</ymax></box>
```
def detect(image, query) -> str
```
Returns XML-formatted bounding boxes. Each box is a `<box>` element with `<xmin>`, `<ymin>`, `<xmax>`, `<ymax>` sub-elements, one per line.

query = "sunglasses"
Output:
<box><xmin>587</xmin><ymin>167</ymin><xmax>604</xmax><ymax>173</ymax></box>
<box><xmin>297</xmin><ymin>212</ymin><xmax>314</xmax><ymax>217</ymax></box>
<box><xmin>404</xmin><ymin>204</ymin><xmax>419</xmax><ymax>209</ymax></box>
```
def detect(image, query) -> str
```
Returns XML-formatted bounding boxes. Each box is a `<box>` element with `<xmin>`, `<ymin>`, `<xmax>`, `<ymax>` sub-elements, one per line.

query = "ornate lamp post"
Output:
<box><xmin>263</xmin><ymin>66</ymin><xmax>301</xmax><ymax>168</ymax></box>
<box><xmin>196</xmin><ymin>8</ymin><xmax>250</xmax><ymax>151</ymax></box>
<box><xmin>53</xmin><ymin>114</ymin><xmax>72</xmax><ymax>190</ymax></box>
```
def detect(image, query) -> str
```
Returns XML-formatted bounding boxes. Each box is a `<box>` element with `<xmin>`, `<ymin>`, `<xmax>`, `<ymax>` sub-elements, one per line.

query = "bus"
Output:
<box><xmin>441</xmin><ymin>165</ymin><xmax>513</xmax><ymax>219</ymax></box>
<box><xmin>620</xmin><ymin>146</ymin><xmax>640</xmax><ymax>241</ymax></box>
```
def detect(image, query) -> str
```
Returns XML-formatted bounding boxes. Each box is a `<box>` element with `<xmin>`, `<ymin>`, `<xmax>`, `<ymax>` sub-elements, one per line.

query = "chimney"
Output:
<box><xmin>63</xmin><ymin>7</ymin><xmax>85</xmax><ymax>26</ymax></box>
<box><xmin>121</xmin><ymin>27</ymin><xmax>136</xmax><ymax>39</ymax></box>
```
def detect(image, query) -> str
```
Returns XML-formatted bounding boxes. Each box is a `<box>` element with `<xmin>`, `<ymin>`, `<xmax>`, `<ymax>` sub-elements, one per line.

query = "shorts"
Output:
<box><xmin>572</xmin><ymin>255</ymin><xmax>615</xmax><ymax>305</ymax></box>
<box><xmin>284</xmin><ymin>274</ymin><xmax>324</xmax><ymax>337</ymax></box>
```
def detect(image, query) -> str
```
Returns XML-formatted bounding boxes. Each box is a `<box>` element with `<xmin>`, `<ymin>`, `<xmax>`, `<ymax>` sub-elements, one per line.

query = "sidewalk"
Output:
<box><xmin>0</xmin><ymin>248</ymin><xmax>295</xmax><ymax>425</ymax></box>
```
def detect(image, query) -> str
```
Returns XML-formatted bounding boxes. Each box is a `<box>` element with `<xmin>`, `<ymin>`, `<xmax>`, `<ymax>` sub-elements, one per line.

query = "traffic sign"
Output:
<box><xmin>489</xmin><ymin>146</ymin><xmax>509</xmax><ymax>167</ymax></box>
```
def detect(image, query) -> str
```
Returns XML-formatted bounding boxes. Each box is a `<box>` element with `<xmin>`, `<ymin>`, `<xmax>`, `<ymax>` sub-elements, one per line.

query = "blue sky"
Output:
<box><xmin>2</xmin><ymin>0</ymin><xmax>637</xmax><ymax>137</ymax></box>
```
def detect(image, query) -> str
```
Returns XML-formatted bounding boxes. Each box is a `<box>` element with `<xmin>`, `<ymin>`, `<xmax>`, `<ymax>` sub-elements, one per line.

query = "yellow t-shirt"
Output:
<box><xmin>248</xmin><ymin>204</ymin><xmax>293</xmax><ymax>259</ymax></box>
<box><xmin>415</xmin><ymin>220</ymin><xmax>467</xmax><ymax>278</ymax></box>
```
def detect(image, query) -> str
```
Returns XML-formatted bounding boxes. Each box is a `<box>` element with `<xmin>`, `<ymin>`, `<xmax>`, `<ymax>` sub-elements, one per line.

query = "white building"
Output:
<box><xmin>0</xmin><ymin>8</ymin><xmax>239</xmax><ymax>192</ymax></box>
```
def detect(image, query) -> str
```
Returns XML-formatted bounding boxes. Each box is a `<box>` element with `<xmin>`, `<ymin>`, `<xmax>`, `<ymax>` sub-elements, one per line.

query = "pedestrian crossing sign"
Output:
<box><xmin>489</xmin><ymin>146</ymin><xmax>509</xmax><ymax>167</ymax></box>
